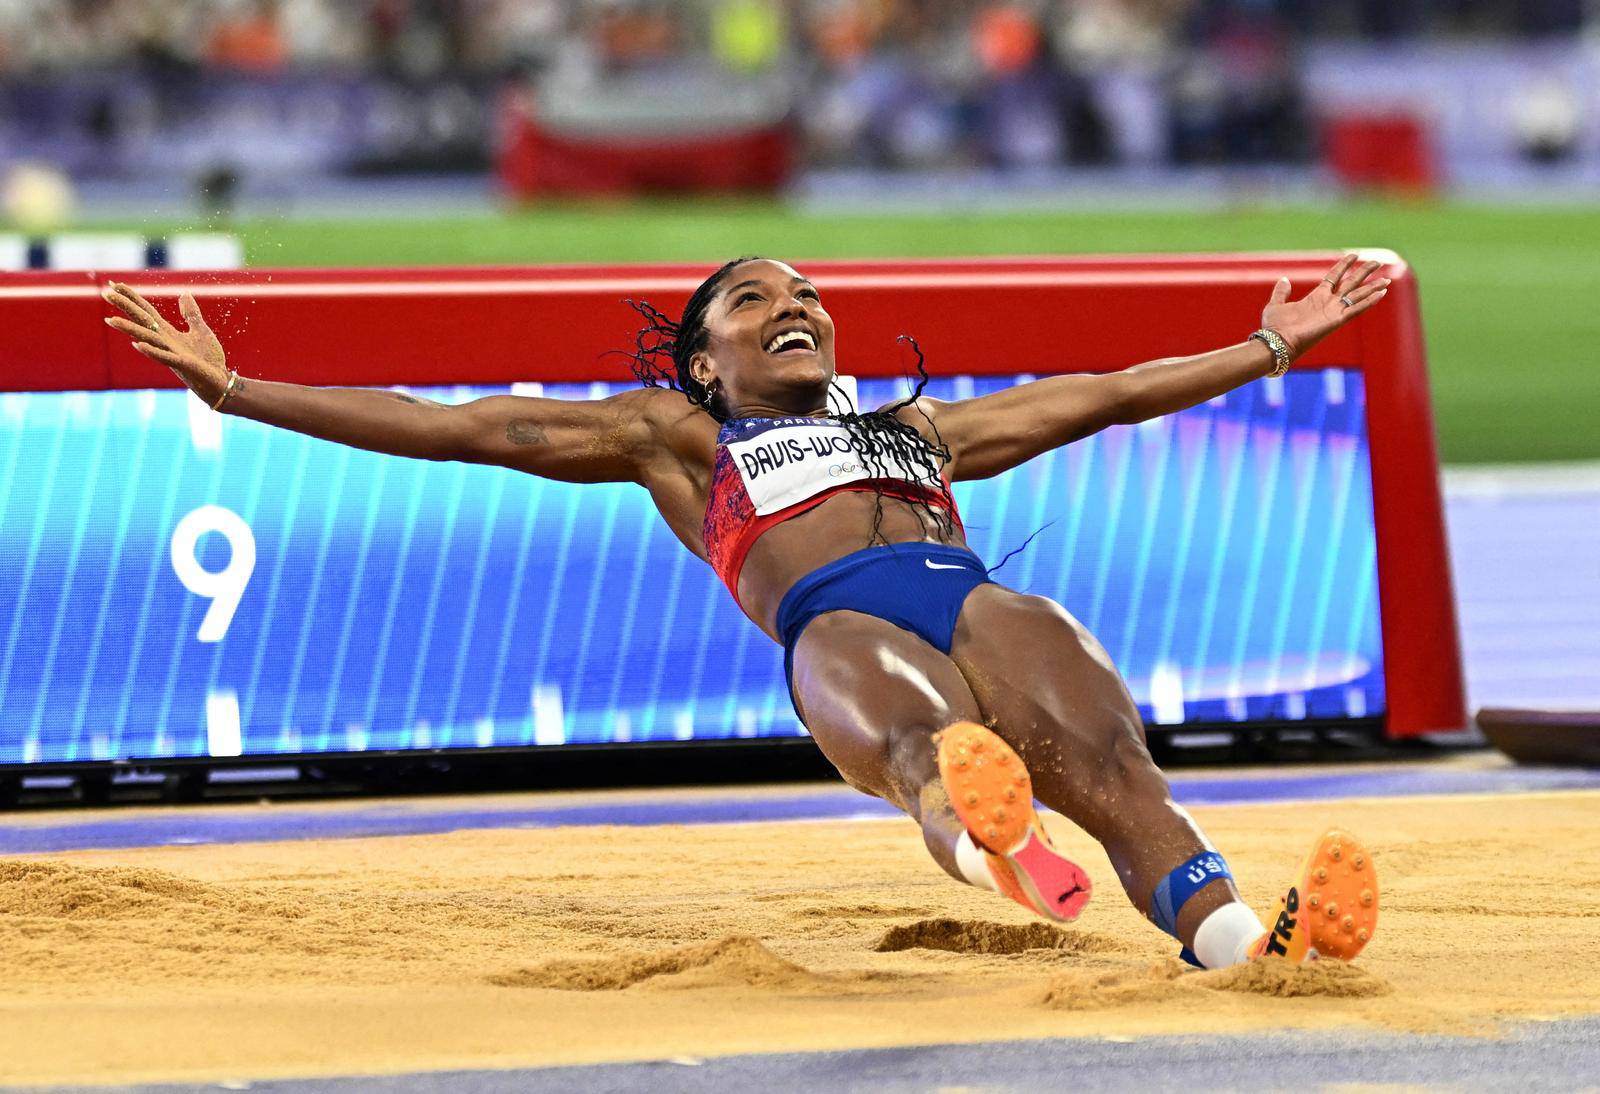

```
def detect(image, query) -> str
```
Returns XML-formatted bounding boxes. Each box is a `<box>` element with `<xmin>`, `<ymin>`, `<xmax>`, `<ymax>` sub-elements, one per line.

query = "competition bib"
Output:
<box><xmin>723</xmin><ymin>419</ymin><xmax>933</xmax><ymax>516</ymax></box>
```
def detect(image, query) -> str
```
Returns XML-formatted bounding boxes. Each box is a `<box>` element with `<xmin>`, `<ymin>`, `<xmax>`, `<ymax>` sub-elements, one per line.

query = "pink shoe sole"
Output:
<box><xmin>1005</xmin><ymin>828</ymin><xmax>1093</xmax><ymax>921</ymax></box>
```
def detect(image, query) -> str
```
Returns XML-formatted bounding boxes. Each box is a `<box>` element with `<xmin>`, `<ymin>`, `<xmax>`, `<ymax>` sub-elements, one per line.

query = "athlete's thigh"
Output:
<box><xmin>947</xmin><ymin>584</ymin><xmax>1154</xmax><ymax>811</ymax></box>
<box><xmin>791</xmin><ymin>609</ymin><xmax>984</xmax><ymax>813</ymax></box>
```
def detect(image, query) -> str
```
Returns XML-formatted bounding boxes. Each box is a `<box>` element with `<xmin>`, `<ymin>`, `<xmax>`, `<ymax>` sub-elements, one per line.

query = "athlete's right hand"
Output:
<box><xmin>103</xmin><ymin>282</ymin><xmax>230</xmax><ymax>405</ymax></box>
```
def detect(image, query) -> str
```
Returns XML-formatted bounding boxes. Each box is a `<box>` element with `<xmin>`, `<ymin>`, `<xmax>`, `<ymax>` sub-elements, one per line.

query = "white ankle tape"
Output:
<box><xmin>954</xmin><ymin>830</ymin><xmax>998</xmax><ymax>892</ymax></box>
<box><xmin>1193</xmin><ymin>901</ymin><xmax>1267</xmax><ymax>969</ymax></box>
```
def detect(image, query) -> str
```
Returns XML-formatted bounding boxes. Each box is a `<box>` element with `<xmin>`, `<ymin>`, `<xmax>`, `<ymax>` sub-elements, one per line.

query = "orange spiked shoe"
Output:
<box><xmin>937</xmin><ymin>721</ymin><xmax>1092</xmax><ymax>922</ymax></box>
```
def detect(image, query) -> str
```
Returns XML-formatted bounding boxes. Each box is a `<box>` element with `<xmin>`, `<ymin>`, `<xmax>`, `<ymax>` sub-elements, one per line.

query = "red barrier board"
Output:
<box><xmin>0</xmin><ymin>253</ymin><xmax>1465</xmax><ymax>737</ymax></box>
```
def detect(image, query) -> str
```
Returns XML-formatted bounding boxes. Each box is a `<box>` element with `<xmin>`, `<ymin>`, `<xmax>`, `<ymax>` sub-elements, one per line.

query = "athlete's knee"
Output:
<box><xmin>884</xmin><ymin>709</ymin><xmax>983</xmax><ymax>816</ymax></box>
<box><xmin>1102</xmin><ymin>721</ymin><xmax>1159</xmax><ymax>776</ymax></box>
<box><xmin>1065</xmin><ymin>719</ymin><xmax>1170</xmax><ymax>823</ymax></box>
<box><xmin>883</xmin><ymin>718</ymin><xmax>944</xmax><ymax>797</ymax></box>
<box><xmin>1105</xmin><ymin>725</ymin><xmax>1169</xmax><ymax>793</ymax></box>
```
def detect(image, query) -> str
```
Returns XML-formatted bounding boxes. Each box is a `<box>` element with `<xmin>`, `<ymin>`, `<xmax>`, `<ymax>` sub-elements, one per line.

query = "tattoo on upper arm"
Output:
<box><xmin>506</xmin><ymin>419</ymin><xmax>548</xmax><ymax>446</ymax></box>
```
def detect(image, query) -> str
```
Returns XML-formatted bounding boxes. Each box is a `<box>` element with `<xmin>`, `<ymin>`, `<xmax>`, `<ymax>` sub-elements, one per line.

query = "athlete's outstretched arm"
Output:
<box><xmin>103</xmin><ymin>282</ymin><xmax>654</xmax><ymax>484</ymax></box>
<box><xmin>918</xmin><ymin>255</ymin><xmax>1390</xmax><ymax>481</ymax></box>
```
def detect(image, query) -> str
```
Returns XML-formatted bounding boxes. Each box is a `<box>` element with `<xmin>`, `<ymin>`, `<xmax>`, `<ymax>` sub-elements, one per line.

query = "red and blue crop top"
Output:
<box><xmin>703</xmin><ymin>415</ymin><xmax>963</xmax><ymax>602</ymax></box>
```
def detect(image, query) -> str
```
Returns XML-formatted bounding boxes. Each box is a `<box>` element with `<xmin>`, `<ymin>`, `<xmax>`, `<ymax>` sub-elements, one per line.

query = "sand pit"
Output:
<box><xmin>1</xmin><ymin>790</ymin><xmax>1598</xmax><ymax>1086</ymax></box>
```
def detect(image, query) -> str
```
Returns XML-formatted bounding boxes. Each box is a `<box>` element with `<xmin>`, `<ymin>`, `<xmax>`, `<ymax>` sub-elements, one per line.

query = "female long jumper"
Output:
<box><xmin>105</xmin><ymin>253</ymin><xmax>1389</xmax><ymax>969</ymax></box>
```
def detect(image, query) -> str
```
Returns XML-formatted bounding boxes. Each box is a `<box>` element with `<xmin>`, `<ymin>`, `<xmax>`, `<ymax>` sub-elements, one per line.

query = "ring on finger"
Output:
<box><xmin>1340</xmin><ymin>294</ymin><xmax>1354</xmax><ymax>308</ymax></box>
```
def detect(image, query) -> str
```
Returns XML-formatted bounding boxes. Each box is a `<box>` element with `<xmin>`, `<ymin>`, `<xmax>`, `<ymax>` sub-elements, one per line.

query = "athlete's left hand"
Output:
<box><xmin>1260</xmin><ymin>254</ymin><xmax>1391</xmax><ymax>359</ymax></box>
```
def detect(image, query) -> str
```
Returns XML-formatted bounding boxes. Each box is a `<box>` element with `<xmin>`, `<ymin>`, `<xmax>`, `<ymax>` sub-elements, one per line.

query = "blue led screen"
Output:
<box><xmin>0</xmin><ymin>372</ymin><xmax>1383</xmax><ymax>765</ymax></box>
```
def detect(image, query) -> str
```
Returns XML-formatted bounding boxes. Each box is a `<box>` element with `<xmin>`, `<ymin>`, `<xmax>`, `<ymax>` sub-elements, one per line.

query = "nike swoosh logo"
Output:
<box><xmin>924</xmin><ymin>559</ymin><xmax>966</xmax><ymax>570</ymax></box>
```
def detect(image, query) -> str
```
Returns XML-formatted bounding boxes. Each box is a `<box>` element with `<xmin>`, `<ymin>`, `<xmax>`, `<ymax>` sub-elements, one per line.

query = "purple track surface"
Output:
<box><xmin>5</xmin><ymin>759</ymin><xmax>1599</xmax><ymax>855</ymax></box>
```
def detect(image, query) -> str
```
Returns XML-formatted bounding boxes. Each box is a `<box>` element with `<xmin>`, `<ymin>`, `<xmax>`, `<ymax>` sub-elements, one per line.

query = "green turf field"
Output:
<box><xmin>142</xmin><ymin>200</ymin><xmax>1595</xmax><ymax>464</ymax></box>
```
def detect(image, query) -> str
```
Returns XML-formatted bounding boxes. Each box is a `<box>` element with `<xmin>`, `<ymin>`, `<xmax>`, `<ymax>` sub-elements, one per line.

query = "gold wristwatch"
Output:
<box><xmin>1249</xmin><ymin>329</ymin><xmax>1292</xmax><ymax>378</ymax></box>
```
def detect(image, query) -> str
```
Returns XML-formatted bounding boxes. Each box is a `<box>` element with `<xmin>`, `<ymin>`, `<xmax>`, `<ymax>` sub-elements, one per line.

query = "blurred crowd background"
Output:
<box><xmin>0</xmin><ymin>0</ymin><xmax>1597</xmax><ymax>209</ymax></box>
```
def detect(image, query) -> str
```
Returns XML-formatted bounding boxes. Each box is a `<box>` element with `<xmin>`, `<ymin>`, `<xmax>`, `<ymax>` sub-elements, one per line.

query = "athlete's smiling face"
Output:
<box><xmin>692</xmin><ymin>259</ymin><xmax>836</xmax><ymax>417</ymax></box>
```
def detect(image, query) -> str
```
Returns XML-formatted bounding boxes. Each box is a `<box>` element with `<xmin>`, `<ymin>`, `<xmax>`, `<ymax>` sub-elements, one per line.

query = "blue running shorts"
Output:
<box><xmin>774</xmin><ymin>542</ymin><xmax>993</xmax><ymax>722</ymax></box>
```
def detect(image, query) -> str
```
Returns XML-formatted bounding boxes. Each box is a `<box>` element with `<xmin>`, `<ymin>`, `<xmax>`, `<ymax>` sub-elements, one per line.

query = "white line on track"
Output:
<box><xmin>1443</xmin><ymin>460</ymin><xmax>1600</xmax><ymax>496</ymax></box>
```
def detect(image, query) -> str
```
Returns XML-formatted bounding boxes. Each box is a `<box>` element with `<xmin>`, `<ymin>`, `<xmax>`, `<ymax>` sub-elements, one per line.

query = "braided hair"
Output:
<box><xmin>621</xmin><ymin>257</ymin><xmax>957</xmax><ymax>547</ymax></box>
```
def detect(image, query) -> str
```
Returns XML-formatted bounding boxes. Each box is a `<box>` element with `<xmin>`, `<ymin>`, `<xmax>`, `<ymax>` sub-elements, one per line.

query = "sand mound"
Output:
<box><xmin>0</xmin><ymin>859</ymin><xmax>537</xmax><ymax>987</ymax></box>
<box><xmin>1040</xmin><ymin>960</ymin><xmax>1190</xmax><ymax>1010</ymax></box>
<box><xmin>0</xmin><ymin>860</ymin><xmax>291</xmax><ymax>920</ymax></box>
<box><xmin>490</xmin><ymin>935</ymin><xmax>841</xmax><ymax>993</ymax></box>
<box><xmin>1040</xmin><ymin>956</ymin><xmax>1390</xmax><ymax>1010</ymax></box>
<box><xmin>874</xmin><ymin>918</ymin><xmax>1125</xmax><ymax>956</ymax></box>
<box><xmin>1195</xmin><ymin>956</ymin><xmax>1392</xmax><ymax>998</ymax></box>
